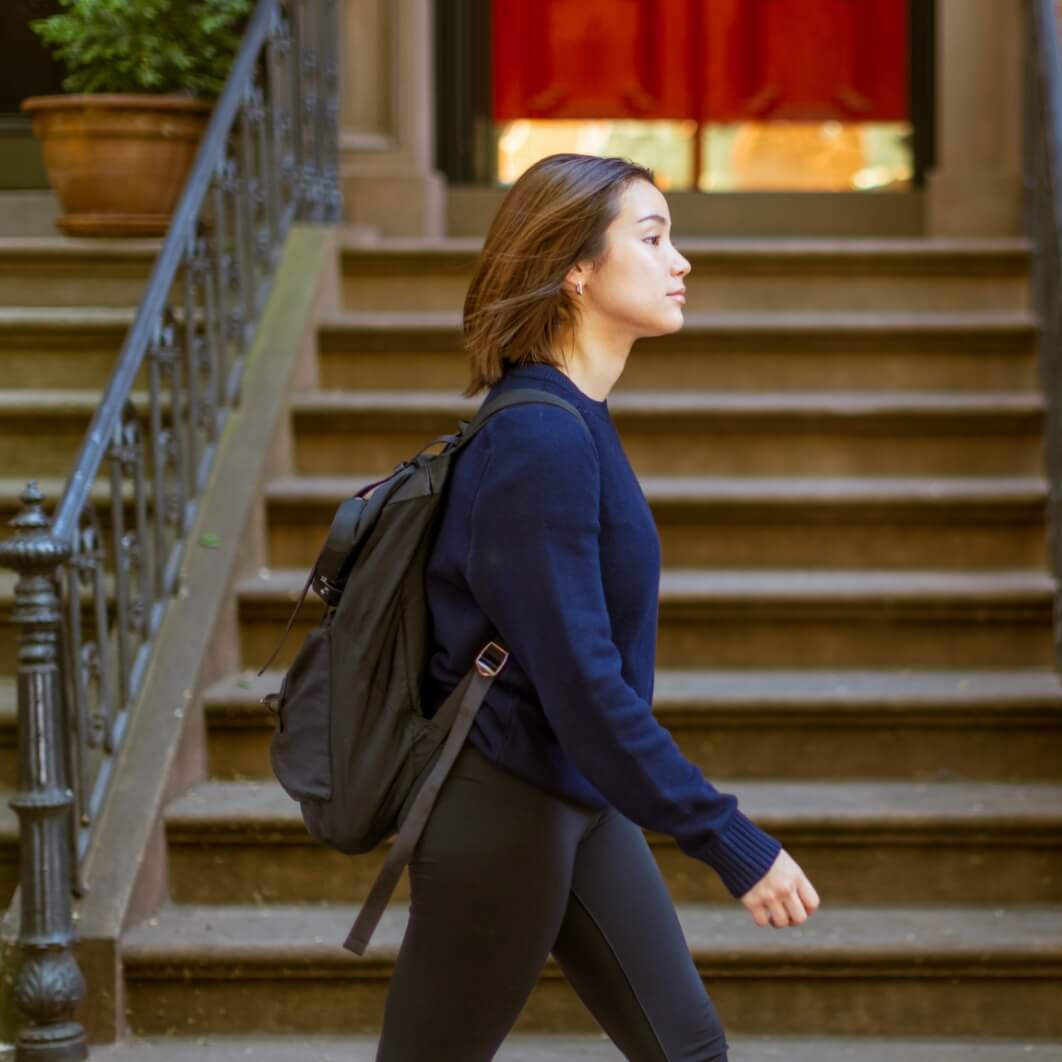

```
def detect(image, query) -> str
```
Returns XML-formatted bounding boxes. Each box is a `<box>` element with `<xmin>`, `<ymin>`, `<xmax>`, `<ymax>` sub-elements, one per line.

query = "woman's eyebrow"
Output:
<box><xmin>637</xmin><ymin>213</ymin><xmax>669</xmax><ymax>225</ymax></box>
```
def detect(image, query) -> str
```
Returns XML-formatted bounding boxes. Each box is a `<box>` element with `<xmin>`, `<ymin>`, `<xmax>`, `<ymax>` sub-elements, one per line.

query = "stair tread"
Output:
<box><xmin>662</xmin><ymin>568</ymin><xmax>1054</xmax><ymax>599</ymax></box>
<box><xmin>205</xmin><ymin>666</ymin><xmax>1062</xmax><ymax>711</ymax></box>
<box><xmin>266</xmin><ymin>472</ymin><xmax>1049</xmax><ymax>506</ymax></box>
<box><xmin>2</xmin><ymin>473</ymin><xmax>1046</xmax><ymax>510</ymax></box>
<box><xmin>0</xmin><ymin>389</ymin><xmax>158</xmax><ymax>414</ymax></box>
<box><xmin>0</xmin><ymin>236</ymin><xmax>162</xmax><ymax>256</ymax></box>
<box><xmin>0</xmin><ymin>476</ymin><xmax>129</xmax><ymax>505</ymax></box>
<box><xmin>0</xmin><ymin>306</ymin><xmax>135</xmax><ymax>328</ymax></box>
<box><xmin>165</xmin><ymin>777</ymin><xmax>1062</xmax><ymax>830</ymax></box>
<box><xmin>121</xmin><ymin>902</ymin><xmax>1062</xmax><ymax>962</ymax></box>
<box><xmin>234</xmin><ymin>566</ymin><xmax>1056</xmax><ymax>603</ymax></box>
<box><xmin>319</xmin><ymin>307</ymin><xmax>1038</xmax><ymax>330</ymax></box>
<box><xmin>654</xmin><ymin>668</ymin><xmax>1062</xmax><ymax>706</ymax></box>
<box><xmin>84</xmin><ymin>1032</ymin><xmax>1062</xmax><ymax>1062</ymax></box>
<box><xmin>337</xmin><ymin>231</ymin><xmax>1031</xmax><ymax>258</ymax></box>
<box><xmin>289</xmin><ymin>388</ymin><xmax>1045</xmax><ymax>415</ymax></box>
<box><xmin>1</xmin><ymin>568</ymin><xmax>115</xmax><ymax>604</ymax></box>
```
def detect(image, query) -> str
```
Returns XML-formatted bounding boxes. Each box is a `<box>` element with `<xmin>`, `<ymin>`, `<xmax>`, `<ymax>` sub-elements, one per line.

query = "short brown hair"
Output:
<box><xmin>461</xmin><ymin>153</ymin><xmax>655</xmax><ymax>397</ymax></box>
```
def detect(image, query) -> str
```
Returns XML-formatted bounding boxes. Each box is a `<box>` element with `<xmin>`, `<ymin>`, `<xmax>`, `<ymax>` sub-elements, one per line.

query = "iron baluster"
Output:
<box><xmin>211</xmin><ymin>162</ymin><xmax>234</xmax><ymax>404</ymax></box>
<box><xmin>0</xmin><ymin>483</ymin><xmax>88</xmax><ymax>1060</ymax></box>
<box><xmin>180</xmin><ymin>233</ymin><xmax>203</xmax><ymax>488</ymax></box>
<box><xmin>238</xmin><ymin>98</ymin><xmax>258</xmax><ymax>346</ymax></box>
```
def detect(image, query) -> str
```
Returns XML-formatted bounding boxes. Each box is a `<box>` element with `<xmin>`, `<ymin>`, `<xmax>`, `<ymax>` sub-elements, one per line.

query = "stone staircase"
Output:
<box><xmin>5</xmin><ymin>232</ymin><xmax>1062</xmax><ymax>1058</ymax></box>
<box><xmin>0</xmin><ymin>235</ymin><xmax>159</xmax><ymax>915</ymax></box>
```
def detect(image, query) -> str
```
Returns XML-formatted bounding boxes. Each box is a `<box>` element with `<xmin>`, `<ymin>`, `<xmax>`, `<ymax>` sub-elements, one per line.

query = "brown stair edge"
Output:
<box><xmin>83</xmin><ymin>1032</ymin><xmax>1062</xmax><ymax>1062</ymax></box>
<box><xmin>203</xmin><ymin>666</ymin><xmax>1062</xmax><ymax>726</ymax></box>
<box><xmin>233</xmin><ymin>567</ymin><xmax>1056</xmax><ymax>612</ymax></box>
<box><xmin>288</xmin><ymin>388</ymin><xmax>1046</xmax><ymax>417</ymax></box>
<box><xmin>317</xmin><ymin>307</ymin><xmax>1038</xmax><ymax>331</ymax></box>
<box><xmin>121</xmin><ymin>902</ymin><xmax>1062</xmax><ymax>968</ymax></box>
<box><xmin>162</xmin><ymin>777</ymin><xmax>1062</xmax><ymax>838</ymax></box>
<box><xmin>0</xmin><ymin>236</ymin><xmax>162</xmax><ymax>256</ymax></box>
<box><xmin>0</xmin><ymin>307</ymin><xmax>135</xmax><ymax>329</ymax></box>
<box><xmin>264</xmin><ymin>473</ymin><xmax>1049</xmax><ymax>525</ymax></box>
<box><xmin>336</xmin><ymin>232</ymin><xmax>1031</xmax><ymax>263</ymax></box>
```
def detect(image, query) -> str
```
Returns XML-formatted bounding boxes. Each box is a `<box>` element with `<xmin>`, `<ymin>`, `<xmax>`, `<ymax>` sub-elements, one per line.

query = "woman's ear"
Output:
<box><xmin>564</xmin><ymin>264</ymin><xmax>588</xmax><ymax>296</ymax></box>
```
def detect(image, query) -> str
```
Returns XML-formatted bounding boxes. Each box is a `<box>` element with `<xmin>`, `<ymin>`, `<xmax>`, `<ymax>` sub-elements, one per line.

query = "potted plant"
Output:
<box><xmin>21</xmin><ymin>0</ymin><xmax>252</xmax><ymax>237</ymax></box>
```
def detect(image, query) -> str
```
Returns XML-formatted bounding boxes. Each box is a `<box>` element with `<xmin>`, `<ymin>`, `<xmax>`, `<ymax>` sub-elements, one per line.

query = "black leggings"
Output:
<box><xmin>375</xmin><ymin>741</ymin><xmax>730</xmax><ymax>1061</ymax></box>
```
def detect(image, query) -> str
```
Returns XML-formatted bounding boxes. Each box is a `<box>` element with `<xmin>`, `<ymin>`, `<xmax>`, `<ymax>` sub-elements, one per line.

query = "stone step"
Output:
<box><xmin>288</xmin><ymin>390</ymin><xmax>1045</xmax><ymax>477</ymax></box>
<box><xmin>0</xmin><ymin>388</ymin><xmax>176</xmax><ymax>477</ymax></box>
<box><xmin>0</xmin><ymin>190</ymin><xmax>60</xmax><ymax>239</ymax></box>
<box><xmin>0</xmin><ymin>307</ymin><xmax>147</xmax><ymax>390</ymax></box>
<box><xmin>203</xmin><ymin>667</ymin><xmax>1062</xmax><ymax>783</ymax></box>
<box><xmin>264</xmin><ymin>473</ymin><xmax>1048</xmax><ymax>570</ymax></box>
<box><xmin>163</xmin><ymin>778</ymin><xmax>1062</xmax><ymax>905</ymax></box>
<box><xmin>120</xmin><ymin>902</ymin><xmax>1062</xmax><ymax>1037</ymax></box>
<box><xmin>0</xmin><ymin>300</ymin><xmax>208</xmax><ymax>390</ymax></box>
<box><xmin>667</xmin><ymin>470</ymin><xmax>1050</xmax><ymax>562</ymax></box>
<box><xmin>84</xmin><ymin>1032</ymin><xmax>1062</xmax><ymax>1061</ymax></box>
<box><xmin>338</xmin><ymin>236</ymin><xmax>1031</xmax><ymax>313</ymax></box>
<box><xmin>318</xmin><ymin>309</ymin><xmax>1038</xmax><ymax>392</ymax></box>
<box><xmin>0</xmin><ymin>236</ymin><xmax>159</xmax><ymax>306</ymax></box>
<box><xmin>234</xmin><ymin>568</ymin><xmax>1055</xmax><ymax>670</ymax></box>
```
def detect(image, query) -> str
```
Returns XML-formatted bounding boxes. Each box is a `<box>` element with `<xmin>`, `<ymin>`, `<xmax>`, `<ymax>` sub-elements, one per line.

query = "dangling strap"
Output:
<box><xmin>342</xmin><ymin>641</ymin><xmax>508</xmax><ymax>955</ymax></box>
<box><xmin>256</xmin><ymin>566</ymin><xmax>316</xmax><ymax>678</ymax></box>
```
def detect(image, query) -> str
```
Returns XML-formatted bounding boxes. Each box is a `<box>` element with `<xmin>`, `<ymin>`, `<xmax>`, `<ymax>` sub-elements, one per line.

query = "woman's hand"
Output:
<box><xmin>740</xmin><ymin>848</ymin><xmax>820</xmax><ymax>928</ymax></box>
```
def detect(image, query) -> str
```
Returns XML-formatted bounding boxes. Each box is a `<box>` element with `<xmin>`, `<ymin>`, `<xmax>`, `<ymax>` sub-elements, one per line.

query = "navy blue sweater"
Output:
<box><xmin>421</xmin><ymin>361</ymin><xmax>782</xmax><ymax>898</ymax></box>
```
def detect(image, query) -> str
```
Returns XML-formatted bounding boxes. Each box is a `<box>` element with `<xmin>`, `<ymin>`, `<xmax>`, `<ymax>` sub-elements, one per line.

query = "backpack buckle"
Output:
<box><xmin>312</xmin><ymin>573</ymin><xmax>345</xmax><ymax>607</ymax></box>
<box><xmin>475</xmin><ymin>641</ymin><xmax>509</xmax><ymax>677</ymax></box>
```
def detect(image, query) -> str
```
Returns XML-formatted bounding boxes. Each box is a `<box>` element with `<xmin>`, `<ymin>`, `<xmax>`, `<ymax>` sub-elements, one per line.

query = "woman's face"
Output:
<box><xmin>578</xmin><ymin>179</ymin><xmax>691</xmax><ymax>340</ymax></box>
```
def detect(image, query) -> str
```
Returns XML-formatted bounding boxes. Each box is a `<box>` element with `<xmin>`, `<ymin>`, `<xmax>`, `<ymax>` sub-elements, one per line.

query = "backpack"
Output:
<box><xmin>259</xmin><ymin>386</ymin><xmax>590</xmax><ymax>955</ymax></box>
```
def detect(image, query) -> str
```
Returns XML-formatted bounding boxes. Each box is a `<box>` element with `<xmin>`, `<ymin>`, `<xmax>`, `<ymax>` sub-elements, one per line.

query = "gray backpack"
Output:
<box><xmin>260</xmin><ymin>387</ymin><xmax>589</xmax><ymax>955</ymax></box>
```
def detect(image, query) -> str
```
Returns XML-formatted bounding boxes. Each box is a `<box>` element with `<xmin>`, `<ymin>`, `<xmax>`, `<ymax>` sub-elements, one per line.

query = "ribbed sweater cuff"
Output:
<box><xmin>702</xmin><ymin>809</ymin><xmax>783</xmax><ymax>899</ymax></box>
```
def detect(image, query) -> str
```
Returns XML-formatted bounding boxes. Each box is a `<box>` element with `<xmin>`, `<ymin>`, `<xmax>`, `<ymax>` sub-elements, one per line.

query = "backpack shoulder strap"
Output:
<box><xmin>455</xmin><ymin>387</ymin><xmax>591</xmax><ymax>452</ymax></box>
<box><xmin>258</xmin><ymin>387</ymin><xmax>590</xmax><ymax>680</ymax></box>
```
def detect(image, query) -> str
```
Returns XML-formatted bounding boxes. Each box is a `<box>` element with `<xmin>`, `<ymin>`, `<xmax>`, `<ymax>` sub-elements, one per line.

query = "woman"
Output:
<box><xmin>375</xmin><ymin>153</ymin><xmax>821</xmax><ymax>1061</ymax></box>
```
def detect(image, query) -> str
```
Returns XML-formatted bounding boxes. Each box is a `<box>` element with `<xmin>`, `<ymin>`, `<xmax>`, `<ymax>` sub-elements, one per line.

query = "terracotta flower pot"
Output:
<box><xmin>20</xmin><ymin>93</ymin><xmax>214</xmax><ymax>237</ymax></box>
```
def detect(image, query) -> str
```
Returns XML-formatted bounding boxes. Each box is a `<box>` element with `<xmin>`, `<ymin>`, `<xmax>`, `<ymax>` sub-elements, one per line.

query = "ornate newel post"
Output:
<box><xmin>0</xmin><ymin>483</ymin><xmax>87</xmax><ymax>1061</ymax></box>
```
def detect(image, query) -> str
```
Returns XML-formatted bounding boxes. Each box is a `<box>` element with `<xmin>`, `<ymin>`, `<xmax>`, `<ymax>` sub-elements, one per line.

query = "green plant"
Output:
<box><xmin>29</xmin><ymin>0</ymin><xmax>254</xmax><ymax>97</ymax></box>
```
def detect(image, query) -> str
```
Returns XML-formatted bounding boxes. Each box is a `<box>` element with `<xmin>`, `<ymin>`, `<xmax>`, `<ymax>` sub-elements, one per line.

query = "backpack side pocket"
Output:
<box><xmin>268</xmin><ymin>619</ymin><xmax>334</xmax><ymax>801</ymax></box>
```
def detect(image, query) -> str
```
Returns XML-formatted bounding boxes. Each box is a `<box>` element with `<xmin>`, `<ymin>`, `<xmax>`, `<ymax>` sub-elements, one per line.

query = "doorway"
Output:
<box><xmin>436</xmin><ymin>0</ymin><xmax>935</xmax><ymax>192</ymax></box>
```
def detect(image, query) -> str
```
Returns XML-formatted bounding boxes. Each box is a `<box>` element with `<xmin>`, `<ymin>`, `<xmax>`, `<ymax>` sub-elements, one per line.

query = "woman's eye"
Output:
<box><xmin>645</xmin><ymin>236</ymin><xmax>661</xmax><ymax>245</ymax></box>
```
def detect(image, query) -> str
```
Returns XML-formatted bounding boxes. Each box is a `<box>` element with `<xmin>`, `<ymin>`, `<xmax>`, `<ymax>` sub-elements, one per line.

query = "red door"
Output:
<box><xmin>492</xmin><ymin>0</ymin><xmax>696</xmax><ymax>120</ymax></box>
<box><xmin>492</xmin><ymin>0</ymin><xmax>908</xmax><ymax>123</ymax></box>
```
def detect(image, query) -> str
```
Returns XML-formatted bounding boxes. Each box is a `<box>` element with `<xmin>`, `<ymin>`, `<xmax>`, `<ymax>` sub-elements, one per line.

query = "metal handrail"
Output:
<box><xmin>0</xmin><ymin>0</ymin><xmax>340</xmax><ymax>1055</ymax></box>
<box><xmin>1025</xmin><ymin>0</ymin><xmax>1062</xmax><ymax>671</ymax></box>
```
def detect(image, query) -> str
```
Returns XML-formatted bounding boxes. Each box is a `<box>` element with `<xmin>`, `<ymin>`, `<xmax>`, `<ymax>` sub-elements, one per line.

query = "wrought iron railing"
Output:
<box><xmin>1026</xmin><ymin>0</ymin><xmax>1062</xmax><ymax>672</ymax></box>
<box><xmin>0</xmin><ymin>0</ymin><xmax>340</xmax><ymax>1055</ymax></box>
